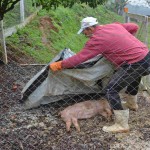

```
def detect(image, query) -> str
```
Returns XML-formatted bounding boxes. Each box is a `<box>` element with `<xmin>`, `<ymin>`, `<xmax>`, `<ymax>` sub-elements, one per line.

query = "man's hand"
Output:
<box><xmin>49</xmin><ymin>61</ymin><xmax>62</xmax><ymax>71</ymax></box>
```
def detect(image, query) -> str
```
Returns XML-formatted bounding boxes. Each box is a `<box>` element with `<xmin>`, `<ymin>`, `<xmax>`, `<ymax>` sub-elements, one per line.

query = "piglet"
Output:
<box><xmin>59</xmin><ymin>98</ymin><xmax>112</xmax><ymax>132</ymax></box>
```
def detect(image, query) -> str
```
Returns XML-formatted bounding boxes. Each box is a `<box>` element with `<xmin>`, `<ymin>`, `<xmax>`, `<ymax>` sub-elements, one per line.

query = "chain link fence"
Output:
<box><xmin>124</xmin><ymin>11</ymin><xmax>150</xmax><ymax>99</ymax></box>
<box><xmin>0</xmin><ymin>0</ymin><xmax>39</xmax><ymax>64</ymax></box>
<box><xmin>0</xmin><ymin>2</ymin><xmax>150</xmax><ymax>149</ymax></box>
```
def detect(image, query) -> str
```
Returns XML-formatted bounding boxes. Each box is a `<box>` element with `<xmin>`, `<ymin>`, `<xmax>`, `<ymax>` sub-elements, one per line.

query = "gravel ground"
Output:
<box><xmin>0</xmin><ymin>48</ymin><xmax>150</xmax><ymax>150</ymax></box>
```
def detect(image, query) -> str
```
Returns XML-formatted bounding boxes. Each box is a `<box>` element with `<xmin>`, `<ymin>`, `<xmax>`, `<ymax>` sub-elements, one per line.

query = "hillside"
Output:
<box><xmin>6</xmin><ymin>4</ymin><xmax>123</xmax><ymax>63</ymax></box>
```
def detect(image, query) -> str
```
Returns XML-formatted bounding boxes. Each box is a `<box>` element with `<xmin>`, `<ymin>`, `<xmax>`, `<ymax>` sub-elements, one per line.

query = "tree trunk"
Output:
<box><xmin>0</xmin><ymin>20</ymin><xmax>8</xmax><ymax>64</ymax></box>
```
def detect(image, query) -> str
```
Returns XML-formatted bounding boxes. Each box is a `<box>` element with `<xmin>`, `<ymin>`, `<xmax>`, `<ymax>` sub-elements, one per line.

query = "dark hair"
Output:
<box><xmin>92</xmin><ymin>24</ymin><xmax>98</xmax><ymax>27</ymax></box>
<box><xmin>86</xmin><ymin>24</ymin><xmax>98</xmax><ymax>30</ymax></box>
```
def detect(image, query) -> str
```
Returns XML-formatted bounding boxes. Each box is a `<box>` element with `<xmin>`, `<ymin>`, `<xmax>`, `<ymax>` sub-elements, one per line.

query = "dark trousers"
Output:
<box><xmin>104</xmin><ymin>52</ymin><xmax>150</xmax><ymax>110</ymax></box>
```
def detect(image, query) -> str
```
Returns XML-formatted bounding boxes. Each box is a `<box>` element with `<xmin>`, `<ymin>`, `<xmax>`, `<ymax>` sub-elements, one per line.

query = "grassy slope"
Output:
<box><xmin>6</xmin><ymin>4</ymin><xmax>124</xmax><ymax>63</ymax></box>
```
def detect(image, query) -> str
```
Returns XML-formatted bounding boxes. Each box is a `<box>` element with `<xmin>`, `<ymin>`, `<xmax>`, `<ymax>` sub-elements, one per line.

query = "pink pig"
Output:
<box><xmin>59</xmin><ymin>98</ymin><xmax>112</xmax><ymax>132</ymax></box>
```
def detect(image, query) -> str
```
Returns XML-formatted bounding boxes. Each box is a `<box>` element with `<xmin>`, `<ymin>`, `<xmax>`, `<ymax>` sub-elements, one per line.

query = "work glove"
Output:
<box><xmin>49</xmin><ymin>61</ymin><xmax>62</xmax><ymax>71</ymax></box>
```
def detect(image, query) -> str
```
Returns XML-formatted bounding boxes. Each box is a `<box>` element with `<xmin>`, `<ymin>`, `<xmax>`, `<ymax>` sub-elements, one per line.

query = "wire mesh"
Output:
<box><xmin>0</xmin><ymin>2</ymin><xmax>150</xmax><ymax>149</ymax></box>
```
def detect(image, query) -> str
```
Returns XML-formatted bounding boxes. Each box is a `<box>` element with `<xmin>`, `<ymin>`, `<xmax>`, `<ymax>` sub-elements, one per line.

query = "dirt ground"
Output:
<box><xmin>0</xmin><ymin>58</ymin><xmax>150</xmax><ymax>150</ymax></box>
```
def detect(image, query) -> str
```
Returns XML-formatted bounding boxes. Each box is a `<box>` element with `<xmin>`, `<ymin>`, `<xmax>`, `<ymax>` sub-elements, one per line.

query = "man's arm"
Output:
<box><xmin>50</xmin><ymin>36</ymin><xmax>104</xmax><ymax>71</ymax></box>
<box><xmin>61</xmin><ymin>46</ymin><xmax>99</xmax><ymax>69</ymax></box>
<box><xmin>61</xmin><ymin>38</ymin><xmax>104</xmax><ymax>69</ymax></box>
<box><xmin>120</xmin><ymin>23</ymin><xmax>139</xmax><ymax>35</ymax></box>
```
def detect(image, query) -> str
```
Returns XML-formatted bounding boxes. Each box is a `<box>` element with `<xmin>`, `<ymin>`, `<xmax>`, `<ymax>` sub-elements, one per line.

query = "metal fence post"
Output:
<box><xmin>145</xmin><ymin>16</ymin><xmax>149</xmax><ymax>46</ymax></box>
<box><xmin>20</xmin><ymin>0</ymin><xmax>25</xmax><ymax>23</ymax></box>
<box><xmin>124</xmin><ymin>7</ymin><xmax>129</xmax><ymax>23</ymax></box>
<box><xmin>0</xmin><ymin>20</ymin><xmax>8</xmax><ymax>64</ymax></box>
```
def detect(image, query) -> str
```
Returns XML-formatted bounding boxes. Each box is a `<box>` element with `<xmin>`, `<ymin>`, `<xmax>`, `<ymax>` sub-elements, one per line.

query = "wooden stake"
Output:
<box><xmin>20</xmin><ymin>64</ymin><xmax>46</xmax><ymax>66</ymax></box>
<box><xmin>0</xmin><ymin>20</ymin><xmax>8</xmax><ymax>64</ymax></box>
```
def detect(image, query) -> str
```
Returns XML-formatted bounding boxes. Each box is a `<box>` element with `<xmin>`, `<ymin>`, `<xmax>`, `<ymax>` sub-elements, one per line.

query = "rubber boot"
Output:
<box><xmin>102</xmin><ymin>109</ymin><xmax>129</xmax><ymax>133</ymax></box>
<box><xmin>122</xmin><ymin>94</ymin><xmax>138</xmax><ymax>111</ymax></box>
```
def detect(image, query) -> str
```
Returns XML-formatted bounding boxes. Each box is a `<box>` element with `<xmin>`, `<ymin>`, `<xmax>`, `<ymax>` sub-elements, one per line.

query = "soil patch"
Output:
<box><xmin>39</xmin><ymin>16</ymin><xmax>58</xmax><ymax>47</ymax></box>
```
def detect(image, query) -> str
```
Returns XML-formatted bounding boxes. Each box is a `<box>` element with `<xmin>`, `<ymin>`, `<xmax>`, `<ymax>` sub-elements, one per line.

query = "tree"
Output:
<box><xmin>106</xmin><ymin>0</ymin><xmax>129</xmax><ymax>15</ymax></box>
<box><xmin>115</xmin><ymin>0</ymin><xmax>129</xmax><ymax>15</ymax></box>
<box><xmin>0</xmin><ymin>0</ymin><xmax>20</xmax><ymax>21</ymax></box>
<box><xmin>34</xmin><ymin>0</ymin><xmax>108</xmax><ymax>9</ymax></box>
<box><xmin>146</xmin><ymin>0</ymin><xmax>150</xmax><ymax>6</ymax></box>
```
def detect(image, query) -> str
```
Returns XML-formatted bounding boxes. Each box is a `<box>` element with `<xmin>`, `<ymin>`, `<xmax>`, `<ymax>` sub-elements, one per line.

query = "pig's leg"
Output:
<box><xmin>72</xmin><ymin>118</ymin><xmax>80</xmax><ymax>132</ymax></box>
<box><xmin>101</xmin><ymin>111</ymin><xmax>108</xmax><ymax>118</ymax></box>
<box><xmin>66</xmin><ymin>119</ymin><xmax>72</xmax><ymax>132</ymax></box>
<box><xmin>104</xmin><ymin>109</ymin><xmax>112</xmax><ymax>120</ymax></box>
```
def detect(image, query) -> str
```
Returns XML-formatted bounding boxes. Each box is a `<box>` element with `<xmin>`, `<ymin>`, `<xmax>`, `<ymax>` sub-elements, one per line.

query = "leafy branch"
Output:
<box><xmin>0</xmin><ymin>0</ymin><xmax>20</xmax><ymax>21</ymax></box>
<box><xmin>34</xmin><ymin>0</ymin><xmax>108</xmax><ymax>9</ymax></box>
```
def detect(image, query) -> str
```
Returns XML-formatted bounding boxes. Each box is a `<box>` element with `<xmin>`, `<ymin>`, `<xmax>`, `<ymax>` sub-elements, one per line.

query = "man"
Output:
<box><xmin>49</xmin><ymin>17</ymin><xmax>150</xmax><ymax>133</ymax></box>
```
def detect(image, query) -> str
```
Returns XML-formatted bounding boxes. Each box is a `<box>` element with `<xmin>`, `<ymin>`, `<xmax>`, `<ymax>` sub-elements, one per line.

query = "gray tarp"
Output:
<box><xmin>21</xmin><ymin>48</ymin><xmax>150</xmax><ymax>109</ymax></box>
<box><xmin>21</xmin><ymin>48</ymin><xmax>114</xmax><ymax>109</ymax></box>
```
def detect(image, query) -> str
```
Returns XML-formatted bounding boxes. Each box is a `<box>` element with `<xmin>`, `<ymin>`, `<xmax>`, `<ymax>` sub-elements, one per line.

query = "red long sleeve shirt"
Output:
<box><xmin>62</xmin><ymin>23</ymin><xmax>149</xmax><ymax>68</ymax></box>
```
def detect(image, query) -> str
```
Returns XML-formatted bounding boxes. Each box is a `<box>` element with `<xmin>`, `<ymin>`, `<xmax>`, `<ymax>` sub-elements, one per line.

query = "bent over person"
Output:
<box><xmin>49</xmin><ymin>17</ymin><xmax>150</xmax><ymax>133</ymax></box>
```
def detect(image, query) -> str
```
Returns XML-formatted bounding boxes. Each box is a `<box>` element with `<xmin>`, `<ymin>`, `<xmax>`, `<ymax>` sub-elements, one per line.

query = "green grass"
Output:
<box><xmin>6</xmin><ymin>18</ymin><xmax>53</xmax><ymax>63</ymax></box>
<box><xmin>6</xmin><ymin>4</ymin><xmax>125</xmax><ymax>63</ymax></box>
<box><xmin>3</xmin><ymin>0</ymin><xmax>37</xmax><ymax>28</ymax></box>
<box><xmin>3</xmin><ymin>3</ymin><xmax>20</xmax><ymax>28</ymax></box>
